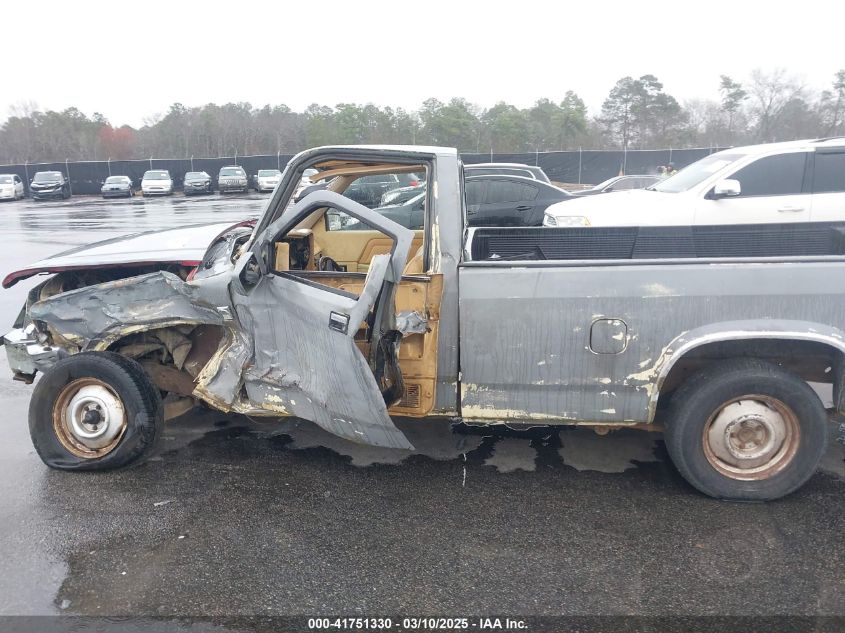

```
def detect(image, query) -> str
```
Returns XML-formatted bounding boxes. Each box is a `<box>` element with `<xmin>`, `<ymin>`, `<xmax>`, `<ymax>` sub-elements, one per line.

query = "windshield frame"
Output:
<box><xmin>649</xmin><ymin>153</ymin><xmax>747</xmax><ymax>194</ymax></box>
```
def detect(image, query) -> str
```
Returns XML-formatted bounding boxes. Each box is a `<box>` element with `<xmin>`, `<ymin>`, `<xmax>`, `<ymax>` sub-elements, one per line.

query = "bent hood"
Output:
<box><xmin>3</xmin><ymin>221</ymin><xmax>247</xmax><ymax>288</ymax></box>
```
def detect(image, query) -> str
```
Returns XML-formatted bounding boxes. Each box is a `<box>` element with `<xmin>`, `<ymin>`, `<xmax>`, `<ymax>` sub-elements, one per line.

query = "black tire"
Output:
<box><xmin>29</xmin><ymin>351</ymin><xmax>163</xmax><ymax>471</ymax></box>
<box><xmin>664</xmin><ymin>359</ymin><xmax>828</xmax><ymax>501</ymax></box>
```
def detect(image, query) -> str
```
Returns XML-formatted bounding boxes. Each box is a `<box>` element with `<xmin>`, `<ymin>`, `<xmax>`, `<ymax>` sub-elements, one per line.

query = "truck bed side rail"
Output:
<box><xmin>465</xmin><ymin>222</ymin><xmax>845</xmax><ymax>262</ymax></box>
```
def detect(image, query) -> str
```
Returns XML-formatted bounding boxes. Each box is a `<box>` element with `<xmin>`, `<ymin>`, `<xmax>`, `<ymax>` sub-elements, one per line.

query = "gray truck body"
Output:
<box><xmin>6</xmin><ymin>144</ymin><xmax>845</xmax><ymax>453</ymax></box>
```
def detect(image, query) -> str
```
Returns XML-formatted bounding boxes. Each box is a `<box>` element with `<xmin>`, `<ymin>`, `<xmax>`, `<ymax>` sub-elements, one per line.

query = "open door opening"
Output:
<box><xmin>230</xmin><ymin>190</ymin><xmax>415</xmax><ymax>449</ymax></box>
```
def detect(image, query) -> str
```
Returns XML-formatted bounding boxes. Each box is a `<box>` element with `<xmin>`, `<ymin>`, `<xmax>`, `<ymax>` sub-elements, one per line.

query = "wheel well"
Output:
<box><xmin>656</xmin><ymin>337</ymin><xmax>844</xmax><ymax>410</ymax></box>
<box><xmin>105</xmin><ymin>324</ymin><xmax>225</xmax><ymax>397</ymax></box>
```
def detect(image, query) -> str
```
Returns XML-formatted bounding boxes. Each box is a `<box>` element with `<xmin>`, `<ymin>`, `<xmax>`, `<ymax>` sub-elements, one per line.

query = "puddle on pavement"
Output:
<box><xmin>158</xmin><ymin>409</ymin><xmax>845</xmax><ymax>483</ymax></box>
<box><xmin>157</xmin><ymin>410</ymin><xmax>672</xmax><ymax>476</ymax></box>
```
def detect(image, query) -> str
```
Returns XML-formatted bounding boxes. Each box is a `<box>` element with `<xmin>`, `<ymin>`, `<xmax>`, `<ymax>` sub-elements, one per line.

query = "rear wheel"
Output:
<box><xmin>29</xmin><ymin>352</ymin><xmax>163</xmax><ymax>471</ymax></box>
<box><xmin>665</xmin><ymin>359</ymin><xmax>828</xmax><ymax>500</ymax></box>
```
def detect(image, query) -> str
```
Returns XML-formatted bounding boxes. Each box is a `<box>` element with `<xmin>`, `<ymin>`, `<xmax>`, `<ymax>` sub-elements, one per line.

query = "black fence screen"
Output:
<box><xmin>1</xmin><ymin>148</ymin><xmax>726</xmax><ymax>196</ymax></box>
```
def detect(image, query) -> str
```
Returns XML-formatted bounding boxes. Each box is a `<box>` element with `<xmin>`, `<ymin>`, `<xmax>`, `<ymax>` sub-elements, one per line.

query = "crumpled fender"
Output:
<box><xmin>29</xmin><ymin>271</ymin><xmax>226</xmax><ymax>350</ymax></box>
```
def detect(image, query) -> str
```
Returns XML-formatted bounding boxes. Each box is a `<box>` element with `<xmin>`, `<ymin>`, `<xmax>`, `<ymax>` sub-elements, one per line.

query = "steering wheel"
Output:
<box><xmin>318</xmin><ymin>255</ymin><xmax>343</xmax><ymax>272</ymax></box>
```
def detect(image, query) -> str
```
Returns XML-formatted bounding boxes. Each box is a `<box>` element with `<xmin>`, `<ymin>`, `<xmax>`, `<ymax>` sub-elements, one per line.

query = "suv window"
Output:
<box><xmin>729</xmin><ymin>153</ymin><xmax>807</xmax><ymax>197</ymax></box>
<box><xmin>813</xmin><ymin>152</ymin><xmax>845</xmax><ymax>193</ymax></box>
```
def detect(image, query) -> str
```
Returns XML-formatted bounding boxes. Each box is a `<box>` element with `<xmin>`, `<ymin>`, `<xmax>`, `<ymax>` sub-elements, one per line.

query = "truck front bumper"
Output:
<box><xmin>3</xmin><ymin>325</ymin><xmax>62</xmax><ymax>380</ymax></box>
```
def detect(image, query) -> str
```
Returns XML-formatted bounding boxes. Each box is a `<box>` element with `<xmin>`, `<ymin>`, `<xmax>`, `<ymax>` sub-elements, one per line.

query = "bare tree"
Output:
<box><xmin>819</xmin><ymin>69</ymin><xmax>845</xmax><ymax>136</ymax></box>
<box><xmin>748</xmin><ymin>68</ymin><xmax>805</xmax><ymax>142</ymax></box>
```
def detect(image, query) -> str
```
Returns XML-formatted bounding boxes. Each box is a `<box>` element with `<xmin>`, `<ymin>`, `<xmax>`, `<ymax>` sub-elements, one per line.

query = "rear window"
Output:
<box><xmin>143</xmin><ymin>171</ymin><xmax>170</xmax><ymax>180</ymax></box>
<box><xmin>258</xmin><ymin>170</ymin><xmax>281</xmax><ymax>177</ymax></box>
<box><xmin>486</xmin><ymin>181</ymin><xmax>526</xmax><ymax>204</ymax></box>
<box><xmin>105</xmin><ymin>176</ymin><xmax>127</xmax><ymax>183</ymax></box>
<box><xmin>813</xmin><ymin>152</ymin><xmax>845</xmax><ymax>193</ymax></box>
<box><xmin>0</xmin><ymin>176</ymin><xmax>12</xmax><ymax>184</ymax></box>
<box><xmin>358</xmin><ymin>174</ymin><xmax>397</xmax><ymax>184</ymax></box>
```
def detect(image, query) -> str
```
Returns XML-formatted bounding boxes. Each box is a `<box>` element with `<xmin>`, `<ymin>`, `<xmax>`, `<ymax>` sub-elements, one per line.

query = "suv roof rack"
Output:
<box><xmin>812</xmin><ymin>136</ymin><xmax>845</xmax><ymax>143</ymax></box>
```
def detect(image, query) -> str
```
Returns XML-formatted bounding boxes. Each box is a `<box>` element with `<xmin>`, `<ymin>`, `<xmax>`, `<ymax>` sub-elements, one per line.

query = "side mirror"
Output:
<box><xmin>713</xmin><ymin>179</ymin><xmax>741</xmax><ymax>198</ymax></box>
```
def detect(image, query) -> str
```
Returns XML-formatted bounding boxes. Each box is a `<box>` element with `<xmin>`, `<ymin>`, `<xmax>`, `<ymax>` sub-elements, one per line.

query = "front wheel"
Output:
<box><xmin>664</xmin><ymin>359</ymin><xmax>828</xmax><ymax>501</ymax></box>
<box><xmin>29</xmin><ymin>352</ymin><xmax>163</xmax><ymax>471</ymax></box>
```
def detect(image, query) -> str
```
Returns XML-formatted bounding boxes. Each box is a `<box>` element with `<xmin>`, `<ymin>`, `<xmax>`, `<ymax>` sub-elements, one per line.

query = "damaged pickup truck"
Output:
<box><xmin>4</xmin><ymin>144</ymin><xmax>844</xmax><ymax>500</ymax></box>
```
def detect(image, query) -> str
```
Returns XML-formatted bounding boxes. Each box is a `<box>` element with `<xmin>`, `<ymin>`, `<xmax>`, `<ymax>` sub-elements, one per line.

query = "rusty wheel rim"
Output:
<box><xmin>53</xmin><ymin>378</ymin><xmax>127</xmax><ymax>459</ymax></box>
<box><xmin>702</xmin><ymin>394</ymin><xmax>801</xmax><ymax>481</ymax></box>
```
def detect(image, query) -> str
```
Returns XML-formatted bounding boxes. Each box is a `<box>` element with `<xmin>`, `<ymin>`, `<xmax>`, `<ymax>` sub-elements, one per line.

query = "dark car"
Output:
<box><xmin>218</xmin><ymin>166</ymin><xmax>249</xmax><ymax>194</ymax></box>
<box><xmin>183</xmin><ymin>171</ymin><xmax>213</xmax><ymax>196</ymax></box>
<box><xmin>344</xmin><ymin>172</ymin><xmax>422</xmax><ymax>208</ymax></box>
<box><xmin>343</xmin><ymin>175</ymin><xmax>571</xmax><ymax>230</ymax></box>
<box><xmin>339</xmin><ymin>192</ymin><xmax>426</xmax><ymax>232</ymax></box>
<box><xmin>464</xmin><ymin>162</ymin><xmax>551</xmax><ymax>184</ymax></box>
<box><xmin>30</xmin><ymin>171</ymin><xmax>70</xmax><ymax>200</ymax></box>
<box><xmin>100</xmin><ymin>175</ymin><xmax>134</xmax><ymax>198</ymax></box>
<box><xmin>571</xmin><ymin>174</ymin><xmax>661</xmax><ymax>196</ymax></box>
<box><xmin>465</xmin><ymin>175</ymin><xmax>572</xmax><ymax>226</ymax></box>
<box><xmin>379</xmin><ymin>182</ymin><xmax>426</xmax><ymax>206</ymax></box>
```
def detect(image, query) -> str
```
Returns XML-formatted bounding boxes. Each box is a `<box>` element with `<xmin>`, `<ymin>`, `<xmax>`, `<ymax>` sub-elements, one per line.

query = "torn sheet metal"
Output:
<box><xmin>396</xmin><ymin>311</ymin><xmax>428</xmax><ymax>336</ymax></box>
<box><xmin>233</xmin><ymin>255</ymin><xmax>413</xmax><ymax>449</ymax></box>
<box><xmin>29</xmin><ymin>271</ymin><xmax>225</xmax><ymax>350</ymax></box>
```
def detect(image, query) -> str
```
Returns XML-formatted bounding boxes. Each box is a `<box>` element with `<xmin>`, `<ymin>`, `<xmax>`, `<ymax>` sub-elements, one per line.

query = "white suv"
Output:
<box><xmin>543</xmin><ymin>138</ymin><xmax>845</xmax><ymax>227</ymax></box>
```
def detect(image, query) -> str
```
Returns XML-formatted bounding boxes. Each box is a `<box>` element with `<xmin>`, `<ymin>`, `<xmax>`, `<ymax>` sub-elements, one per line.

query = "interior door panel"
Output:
<box><xmin>314</xmin><ymin>226</ymin><xmax>423</xmax><ymax>271</ymax></box>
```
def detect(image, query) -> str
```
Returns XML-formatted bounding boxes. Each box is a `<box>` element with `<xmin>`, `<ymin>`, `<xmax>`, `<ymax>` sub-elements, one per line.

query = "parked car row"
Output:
<box><xmin>0</xmin><ymin>160</ymin><xmax>667</xmax><ymax>208</ymax></box>
<box><xmin>0</xmin><ymin>170</ymin><xmax>74</xmax><ymax>201</ymax></box>
<box><xmin>0</xmin><ymin>166</ymin><xmax>289</xmax><ymax>202</ymax></box>
<box><xmin>136</xmin><ymin>166</ymin><xmax>261</xmax><ymax>197</ymax></box>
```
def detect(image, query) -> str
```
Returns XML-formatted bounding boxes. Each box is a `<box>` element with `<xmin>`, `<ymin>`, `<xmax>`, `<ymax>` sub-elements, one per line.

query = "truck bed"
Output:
<box><xmin>467</xmin><ymin>222</ymin><xmax>845</xmax><ymax>261</ymax></box>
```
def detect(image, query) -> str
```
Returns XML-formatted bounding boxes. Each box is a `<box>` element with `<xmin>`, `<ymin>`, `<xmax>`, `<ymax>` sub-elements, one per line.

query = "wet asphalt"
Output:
<box><xmin>0</xmin><ymin>194</ymin><xmax>843</xmax><ymax>624</ymax></box>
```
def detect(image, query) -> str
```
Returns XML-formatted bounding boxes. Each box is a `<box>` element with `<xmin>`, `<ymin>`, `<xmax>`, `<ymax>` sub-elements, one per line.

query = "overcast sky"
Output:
<box><xmin>4</xmin><ymin>0</ymin><xmax>844</xmax><ymax>127</ymax></box>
